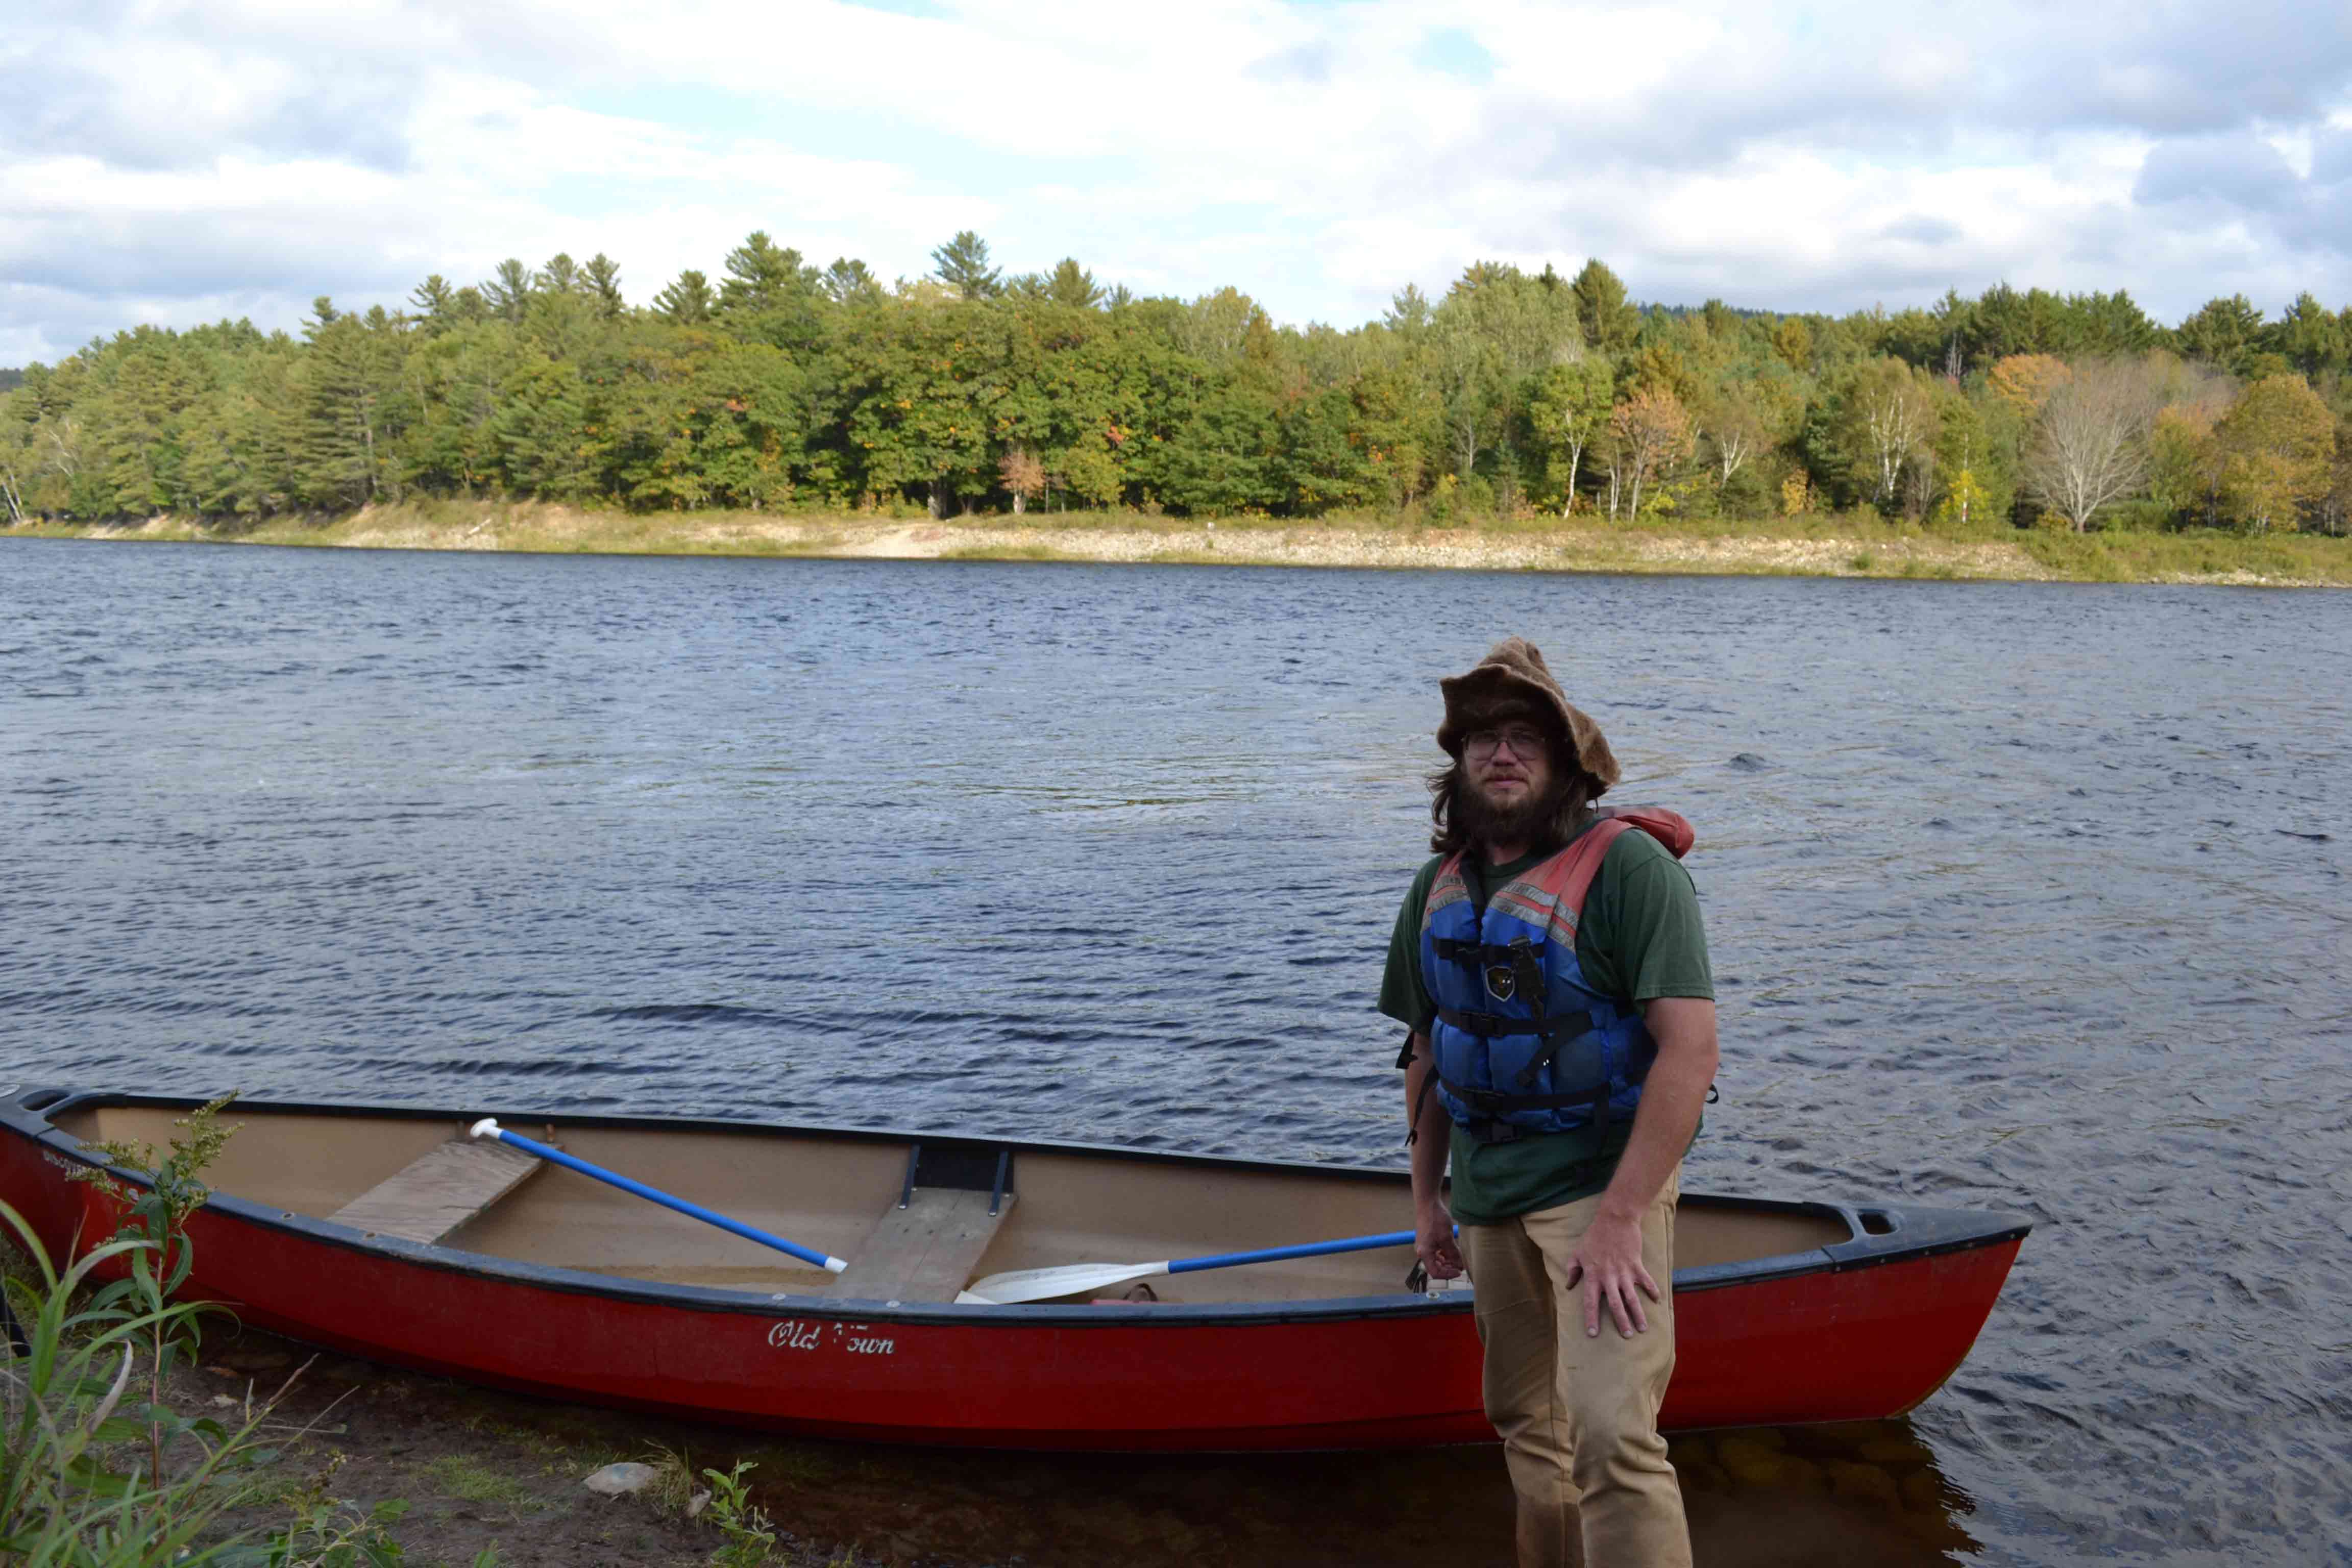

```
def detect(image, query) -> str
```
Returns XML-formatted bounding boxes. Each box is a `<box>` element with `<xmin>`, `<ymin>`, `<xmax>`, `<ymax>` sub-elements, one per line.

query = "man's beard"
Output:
<box><xmin>1457</xmin><ymin>773</ymin><xmax>1568</xmax><ymax>852</ymax></box>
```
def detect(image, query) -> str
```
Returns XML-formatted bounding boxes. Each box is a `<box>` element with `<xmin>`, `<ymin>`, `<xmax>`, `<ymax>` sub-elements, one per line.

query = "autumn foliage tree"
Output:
<box><xmin>1985</xmin><ymin>354</ymin><xmax>2071</xmax><ymax>419</ymax></box>
<box><xmin>2214</xmin><ymin>374</ymin><xmax>2337</xmax><ymax>532</ymax></box>
<box><xmin>1605</xmin><ymin>387</ymin><xmax>1693</xmax><ymax>518</ymax></box>
<box><xmin>998</xmin><ymin>445</ymin><xmax>1045</xmax><ymax>514</ymax></box>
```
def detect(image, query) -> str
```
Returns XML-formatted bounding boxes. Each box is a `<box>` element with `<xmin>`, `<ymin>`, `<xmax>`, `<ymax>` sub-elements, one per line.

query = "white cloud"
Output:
<box><xmin>4</xmin><ymin>0</ymin><xmax>2350</xmax><ymax>363</ymax></box>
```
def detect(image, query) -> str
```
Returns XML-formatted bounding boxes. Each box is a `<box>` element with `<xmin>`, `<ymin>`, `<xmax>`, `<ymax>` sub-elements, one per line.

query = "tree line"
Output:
<box><xmin>4</xmin><ymin>231</ymin><xmax>2349</xmax><ymax>535</ymax></box>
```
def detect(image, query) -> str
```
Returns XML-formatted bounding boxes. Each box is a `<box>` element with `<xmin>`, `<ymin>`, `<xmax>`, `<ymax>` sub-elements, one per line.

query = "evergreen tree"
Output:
<box><xmin>718</xmin><ymin>232</ymin><xmax>816</xmax><ymax>313</ymax></box>
<box><xmin>292</xmin><ymin>311</ymin><xmax>407</xmax><ymax>507</ymax></box>
<box><xmin>409</xmin><ymin>276</ymin><xmax>457</xmax><ymax>331</ymax></box>
<box><xmin>2264</xmin><ymin>292</ymin><xmax>2346</xmax><ymax>378</ymax></box>
<box><xmin>1043</xmin><ymin>259</ymin><xmax>1102</xmax><ymax>309</ymax></box>
<box><xmin>821</xmin><ymin>257</ymin><xmax>882</xmax><ymax>305</ymax></box>
<box><xmin>481</xmin><ymin>259</ymin><xmax>535</xmax><ymax>325</ymax></box>
<box><xmin>1569</xmin><ymin>260</ymin><xmax>1639</xmax><ymax>357</ymax></box>
<box><xmin>584</xmin><ymin>254</ymin><xmax>626</xmax><ymax>319</ymax></box>
<box><xmin>717</xmin><ymin>232</ymin><xmax>823</xmax><ymax>350</ymax></box>
<box><xmin>2175</xmin><ymin>296</ymin><xmax>2266</xmax><ymax>372</ymax></box>
<box><xmin>652</xmin><ymin>270</ymin><xmax>716</xmax><ymax>325</ymax></box>
<box><xmin>931</xmin><ymin>231</ymin><xmax>1002</xmax><ymax>301</ymax></box>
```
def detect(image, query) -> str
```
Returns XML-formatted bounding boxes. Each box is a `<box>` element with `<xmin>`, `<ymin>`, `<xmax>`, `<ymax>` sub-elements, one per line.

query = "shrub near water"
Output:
<box><xmin>0</xmin><ymin>1097</ymin><xmax>405</xmax><ymax>1566</ymax></box>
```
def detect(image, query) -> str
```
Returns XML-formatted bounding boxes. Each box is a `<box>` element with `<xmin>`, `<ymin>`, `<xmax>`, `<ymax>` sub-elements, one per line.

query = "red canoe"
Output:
<box><xmin>0</xmin><ymin>1088</ymin><xmax>2028</xmax><ymax>1451</ymax></box>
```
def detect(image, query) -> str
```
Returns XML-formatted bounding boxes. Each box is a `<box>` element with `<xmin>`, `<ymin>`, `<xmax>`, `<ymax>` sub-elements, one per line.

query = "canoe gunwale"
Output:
<box><xmin>1</xmin><ymin>1087</ymin><xmax>2031</xmax><ymax>1327</ymax></box>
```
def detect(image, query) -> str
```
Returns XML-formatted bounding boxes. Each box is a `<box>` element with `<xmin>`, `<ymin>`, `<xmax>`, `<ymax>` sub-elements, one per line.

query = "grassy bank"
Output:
<box><xmin>13</xmin><ymin>501</ymin><xmax>2350</xmax><ymax>587</ymax></box>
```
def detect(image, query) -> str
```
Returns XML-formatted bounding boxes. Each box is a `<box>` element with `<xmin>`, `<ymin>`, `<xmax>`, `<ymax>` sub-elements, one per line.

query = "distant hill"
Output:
<box><xmin>0</xmin><ymin>368</ymin><xmax>22</xmax><ymax>393</ymax></box>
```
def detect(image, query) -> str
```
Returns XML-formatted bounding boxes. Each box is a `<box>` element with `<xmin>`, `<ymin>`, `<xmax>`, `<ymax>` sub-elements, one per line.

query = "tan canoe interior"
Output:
<box><xmin>54</xmin><ymin>1105</ymin><xmax>1851</xmax><ymax>1306</ymax></box>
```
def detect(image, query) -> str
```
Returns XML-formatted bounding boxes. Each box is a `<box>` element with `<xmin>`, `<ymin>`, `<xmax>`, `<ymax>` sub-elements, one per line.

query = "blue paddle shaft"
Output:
<box><xmin>472</xmin><ymin>1121</ymin><xmax>846</xmax><ymax>1273</ymax></box>
<box><xmin>1167</xmin><ymin>1230</ymin><xmax>1416</xmax><ymax>1275</ymax></box>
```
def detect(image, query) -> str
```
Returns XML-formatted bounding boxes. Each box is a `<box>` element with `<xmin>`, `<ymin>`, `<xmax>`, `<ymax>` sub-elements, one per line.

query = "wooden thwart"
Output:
<box><xmin>330</xmin><ymin>1134</ymin><xmax>547</xmax><ymax>1245</ymax></box>
<box><xmin>831</xmin><ymin>1188</ymin><xmax>1015</xmax><ymax>1304</ymax></box>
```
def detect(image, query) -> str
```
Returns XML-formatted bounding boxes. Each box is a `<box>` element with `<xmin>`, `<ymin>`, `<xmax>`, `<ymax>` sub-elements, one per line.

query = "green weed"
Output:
<box><xmin>699</xmin><ymin>1460</ymin><xmax>776</xmax><ymax>1567</ymax></box>
<box><xmin>1</xmin><ymin>1096</ymin><xmax>393</xmax><ymax>1565</ymax></box>
<box><xmin>422</xmin><ymin>1455</ymin><xmax>534</xmax><ymax>1509</ymax></box>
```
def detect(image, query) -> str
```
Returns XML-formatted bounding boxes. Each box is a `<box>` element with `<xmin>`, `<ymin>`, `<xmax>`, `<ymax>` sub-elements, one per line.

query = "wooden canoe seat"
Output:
<box><xmin>330</xmin><ymin>1134</ymin><xmax>547</xmax><ymax>1245</ymax></box>
<box><xmin>830</xmin><ymin>1144</ymin><xmax>1014</xmax><ymax>1304</ymax></box>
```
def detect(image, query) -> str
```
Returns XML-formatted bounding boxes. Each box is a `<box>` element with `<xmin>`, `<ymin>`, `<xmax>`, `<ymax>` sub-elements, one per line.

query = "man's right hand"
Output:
<box><xmin>1417</xmin><ymin>1197</ymin><xmax>1465</xmax><ymax>1280</ymax></box>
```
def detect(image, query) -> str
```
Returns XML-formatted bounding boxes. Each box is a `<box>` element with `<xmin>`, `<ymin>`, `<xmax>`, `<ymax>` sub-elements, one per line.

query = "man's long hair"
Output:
<box><xmin>1427</xmin><ymin>727</ymin><xmax>1599</xmax><ymax>857</ymax></box>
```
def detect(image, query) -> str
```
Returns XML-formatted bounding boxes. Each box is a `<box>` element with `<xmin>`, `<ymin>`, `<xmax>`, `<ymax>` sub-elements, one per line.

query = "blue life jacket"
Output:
<box><xmin>1418</xmin><ymin>811</ymin><xmax>1693</xmax><ymax>1139</ymax></box>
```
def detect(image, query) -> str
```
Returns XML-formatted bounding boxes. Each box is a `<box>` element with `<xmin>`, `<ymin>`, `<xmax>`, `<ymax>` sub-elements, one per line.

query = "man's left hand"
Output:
<box><xmin>1563</xmin><ymin>1209</ymin><xmax>1661</xmax><ymax>1338</ymax></box>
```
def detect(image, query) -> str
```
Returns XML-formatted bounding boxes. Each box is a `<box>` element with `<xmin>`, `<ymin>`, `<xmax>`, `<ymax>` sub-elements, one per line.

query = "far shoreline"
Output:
<box><xmin>10</xmin><ymin>503</ymin><xmax>2348</xmax><ymax>589</ymax></box>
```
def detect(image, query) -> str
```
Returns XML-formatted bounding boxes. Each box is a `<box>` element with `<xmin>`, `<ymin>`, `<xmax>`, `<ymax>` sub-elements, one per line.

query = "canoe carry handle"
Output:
<box><xmin>468</xmin><ymin>1118</ymin><xmax>848</xmax><ymax>1274</ymax></box>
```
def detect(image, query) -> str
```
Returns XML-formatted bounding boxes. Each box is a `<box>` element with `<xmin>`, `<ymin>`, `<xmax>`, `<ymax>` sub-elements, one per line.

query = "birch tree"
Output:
<box><xmin>1849</xmin><ymin>358</ymin><xmax>1937</xmax><ymax>508</ymax></box>
<box><xmin>1528</xmin><ymin>358</ymin><xmax>1611</xmax><ymax>514</ymax></box>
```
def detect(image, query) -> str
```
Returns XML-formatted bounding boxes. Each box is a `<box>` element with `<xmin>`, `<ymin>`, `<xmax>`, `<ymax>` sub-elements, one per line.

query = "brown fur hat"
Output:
<box><xmin>1436</xmin><ymin>637</ymin><xmax>1621</xmax><ymax>792</ymax></box>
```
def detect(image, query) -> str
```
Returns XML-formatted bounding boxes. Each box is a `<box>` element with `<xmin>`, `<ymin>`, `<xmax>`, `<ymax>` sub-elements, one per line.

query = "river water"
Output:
<box><xmin>3</xmin><ymin>537</ymin><xmax>2347</xmax><ymax>1566</ymax></box>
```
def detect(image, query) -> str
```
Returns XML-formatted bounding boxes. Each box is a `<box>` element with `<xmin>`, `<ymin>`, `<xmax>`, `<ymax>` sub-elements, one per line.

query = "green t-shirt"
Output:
<box><xmin>1378</xmin><ymin>817</ymin><xmax>1714</xmax><ymax>1224</ymax></box>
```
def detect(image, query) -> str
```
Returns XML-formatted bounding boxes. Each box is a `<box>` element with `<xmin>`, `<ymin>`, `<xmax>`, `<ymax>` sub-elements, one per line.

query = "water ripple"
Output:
<box><xmin>3</xmin><ymin>541</ymin><xmax>2349</xmax><ymax>1562</ymax></box>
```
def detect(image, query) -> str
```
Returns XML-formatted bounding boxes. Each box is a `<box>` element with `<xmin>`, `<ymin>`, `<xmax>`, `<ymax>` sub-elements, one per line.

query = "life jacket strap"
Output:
<box><xmin>1437</xmin><ymin>1071</ymin><xmax>1613</xmax><ymax>1119</ymax></box>
<box><xmin>1430</xmin><ymin>936</ymin><xmax>1527</xmax><ymax>965</ymax></box>
<box><xmin>1436</xmin><ymin>1007</ymin><xmax>1594</xmax><ymax>1041</ymax></box>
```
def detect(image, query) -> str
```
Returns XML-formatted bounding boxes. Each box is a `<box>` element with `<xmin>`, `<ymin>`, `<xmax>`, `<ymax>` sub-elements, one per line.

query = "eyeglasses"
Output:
<box><xmin>1464</xmin><ymin>725</ymin><xmax>1549</xmax><ymax>760</ymax></box>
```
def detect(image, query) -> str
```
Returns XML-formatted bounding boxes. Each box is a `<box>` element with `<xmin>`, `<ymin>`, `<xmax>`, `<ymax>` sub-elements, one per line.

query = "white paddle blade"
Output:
<box><xmin>957</xmin><ymin>1260</ymin><xmax>1171</xmax><ymax>1306</ymax></box>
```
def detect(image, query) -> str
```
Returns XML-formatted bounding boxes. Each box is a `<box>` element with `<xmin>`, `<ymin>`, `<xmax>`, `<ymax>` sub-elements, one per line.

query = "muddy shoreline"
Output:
<box><xmin>185</xmin><ymin>1324</ymin><xmax>1975</xmax><ymax>1567</ymax></box>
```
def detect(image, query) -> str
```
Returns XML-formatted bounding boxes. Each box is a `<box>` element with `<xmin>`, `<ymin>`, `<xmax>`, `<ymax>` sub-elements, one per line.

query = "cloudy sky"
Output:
<box><xmin>6</xmin><ymin>0</ymin><xmax>2351</xmax><ymax>365</ymax></box>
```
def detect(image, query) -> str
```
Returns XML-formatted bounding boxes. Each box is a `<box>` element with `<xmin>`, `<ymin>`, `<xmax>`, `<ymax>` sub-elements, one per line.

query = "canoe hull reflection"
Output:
<box><xmin>0</xmin><ymin>1090</ymin><xmax>2029</xmax><ymax>1450</ymax></box>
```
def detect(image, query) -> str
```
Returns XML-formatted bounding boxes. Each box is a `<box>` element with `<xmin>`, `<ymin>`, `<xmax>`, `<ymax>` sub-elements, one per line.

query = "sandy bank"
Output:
<box><xmin>17</xmin><ymin>506</ymin><xmax>2347</xmax><ymax>588</ymax></box>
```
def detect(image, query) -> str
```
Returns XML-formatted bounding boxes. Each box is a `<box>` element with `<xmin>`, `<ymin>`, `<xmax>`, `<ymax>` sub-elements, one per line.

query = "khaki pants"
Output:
<box><xmin>1459</xmin><ymin>1166</ymin><xmax>1689</xmax><ymax>1568</ymax></box>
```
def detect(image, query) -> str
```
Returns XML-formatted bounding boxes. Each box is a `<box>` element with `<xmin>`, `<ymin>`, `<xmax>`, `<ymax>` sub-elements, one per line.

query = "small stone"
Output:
<box><xmin>1718</xmin><ymin>1438</ymin><xmax>1827</xmax><ymax>1491</ymax></box>
<box><xmin>1856</xmin><ymin>1435</ymin><xmax>1933</xmax><ymax>1467</ymax></box>
<box><xmin>1716</xmin><ymin>1437</ymin><xmax>1790</xmax><ymax>1487</ymax></box>
<box><xmin>1823</xmin><ymin>1459</ymin><xmax>1900</xmax><ymax>1509</ymax></box>
<box><xmin>687</xmin><ymin>1489</ymin><xmax>710</xmax><ymax>1518</ymax></box>
<box><xmin>582</xmin><ymin>1461</ymin><xmax>662</xmax><ymax>1497</ymax></box>
<box><xmin>1776</xmin><ymin>1456</ymin><xmax>1828</xmax><ymax>1493</ymax></box>
<box><xmin>1805</xmin><ymin>1420</ymin><xmax>1890</xmax><ymax>1456</ymax></box>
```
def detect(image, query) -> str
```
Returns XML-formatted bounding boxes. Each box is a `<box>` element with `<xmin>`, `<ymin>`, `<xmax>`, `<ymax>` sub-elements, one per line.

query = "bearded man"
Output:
<box><xmin>1379</xmin><ymin>638</ymin><xmax>1717</xmax><ymax>1568</ymax></box>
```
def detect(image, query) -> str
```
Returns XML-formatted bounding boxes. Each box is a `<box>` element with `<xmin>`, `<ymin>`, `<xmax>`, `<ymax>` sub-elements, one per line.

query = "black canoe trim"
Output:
<box><xmin>0</xmin><ymin>1087</ymin><xmax>2030</xmax><ymax>1330</ymax></box>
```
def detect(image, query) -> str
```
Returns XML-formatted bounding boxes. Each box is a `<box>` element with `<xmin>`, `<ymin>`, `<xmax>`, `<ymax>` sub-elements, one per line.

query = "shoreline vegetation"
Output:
<box><xmin>8</xmin><ymin>237</ymin><xmax>2352</xmax><ymax>568</ymax></box>
<box><xmin>13</xmin><ymin>501</ymin><xmax>2351</xmax><ymax>587</ymax></box>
